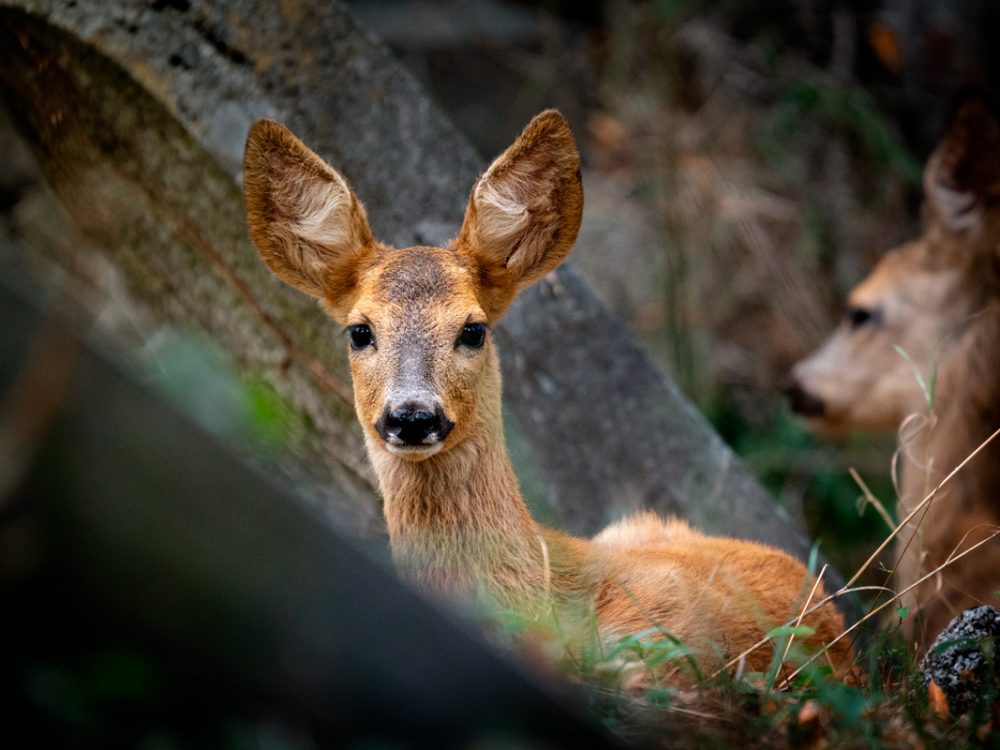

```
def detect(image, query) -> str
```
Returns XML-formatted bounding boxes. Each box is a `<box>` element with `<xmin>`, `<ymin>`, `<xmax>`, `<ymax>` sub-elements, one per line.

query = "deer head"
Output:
<box><xmin>786</xmin><ymin>99</ymin><xmax>1000</xmax><ymax>434</ymax></box>
<box><xmin>243</xmin><ymin>111</ymin><xmax>582</xmax><ymax>460</ymax></box>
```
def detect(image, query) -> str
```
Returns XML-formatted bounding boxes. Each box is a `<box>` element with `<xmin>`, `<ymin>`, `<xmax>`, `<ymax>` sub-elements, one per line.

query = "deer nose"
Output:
<box><xmin>376</xmin><ymin>403</ymin><xmax>454</xmax><ymax>447</ymax></box>
<box><xmin>781</xmin><ymin>378</ymin><xmax>826</xmax><ymax>418</ymax></box>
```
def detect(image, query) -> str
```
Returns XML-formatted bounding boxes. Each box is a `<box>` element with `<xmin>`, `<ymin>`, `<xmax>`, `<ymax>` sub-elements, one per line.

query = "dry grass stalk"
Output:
<box><xmin>849</xmin><ymin>466</ymin><xmax>895</xmax><ymax>533</ymax></box>
<box><xmin>708</xmin><ymin>423</ymin><xmax>1000</xmax><ymax>683</ymax></box>
<box><xmin>779</xmin><ymin>527</ymin><xmax>999</xmax><ymax>687</ymax></box>
<box><xmin>778</xmin><ymin>563</ymin><xmax>829</xmax><ymax>680</ymax></box>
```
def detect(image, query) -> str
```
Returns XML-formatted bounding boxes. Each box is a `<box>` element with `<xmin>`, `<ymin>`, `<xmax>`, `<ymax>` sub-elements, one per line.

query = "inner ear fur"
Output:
<box><xmin>455</xmin><ymin>109</ymin><xmax>583</xmax><ymax>320</ymax></box>
<box><xmin>925</xmin><ymin>98</ymin><xmax>1000</xmax><ymax>234</ymax></box>
<box><xmin>243</xmin><ymin>119</ymin><xmax>375</xmax><ymax>320</ymax></box>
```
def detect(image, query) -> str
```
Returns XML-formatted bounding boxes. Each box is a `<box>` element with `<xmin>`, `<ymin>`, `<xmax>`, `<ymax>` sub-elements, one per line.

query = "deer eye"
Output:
<box><xmin>457</xmin><ymin>322</ymin><xmax>487</xmax><ymax>349</ymax></box>
<box><xmin>347</xmin><ymin>324</ymin><xmax>374</xmax><ymax>350</ymax></box>
<box><xmin>846</xmin><ymin>306</ymin><xmax>876</xmax><ymax>330</ymax></box>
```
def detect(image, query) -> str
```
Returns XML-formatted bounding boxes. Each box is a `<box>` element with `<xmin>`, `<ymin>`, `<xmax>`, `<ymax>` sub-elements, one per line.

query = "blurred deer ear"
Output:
<box><xmin>455</xmin><ymin>110</ymin><xmax>583</xmax><ymax>320</ymax></box>
<box><xmin>925</xmin><ymin>99</ymin><xmax>1000</xmax><ymax>234</ymax></box>
<box><xmin>243</xmin><ymin>119</ymin><xmax>375</xmax><ymax>321</ymax></box>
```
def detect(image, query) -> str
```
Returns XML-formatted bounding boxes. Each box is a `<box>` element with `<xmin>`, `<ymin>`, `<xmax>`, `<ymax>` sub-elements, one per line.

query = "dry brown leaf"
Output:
<box><xmin>928</xmin><ymin>678</ymin><xmax>949</xmax><ymax>719</ymax></box>
<box><xmin>867</xmin><ymin>22</ymin><xmax>903</xmax><ymax>73</ymax></box>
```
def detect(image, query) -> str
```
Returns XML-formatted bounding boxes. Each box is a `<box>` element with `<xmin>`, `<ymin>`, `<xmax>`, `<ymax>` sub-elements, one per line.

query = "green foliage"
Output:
<box><xmin>144</xmin><ymin>329</ymin><xmax>294</xmax><ymax>447</ymax></box>
<box><xmin>606</xmin><ymin>627</ymin><xmax>702</xmax><ymax>677</ymax></box>
<box><xmin>242</xmin><ymin>376</ymin><xmax>295</xmax><ymax>445</ymax></box>
<box><xmin>757</xmin><ymin>77</ymin><xmax>922</xmax><ymax>186</ymax></box>
<box><xmin>477</xmin><ymin>573</ymin><xmax>997</xmax><ymax>748</ymax></box>
<box><xmin>558</xmin><ymin>615</ymin><xmax>1000</xmax><ymax>748</ymax></box>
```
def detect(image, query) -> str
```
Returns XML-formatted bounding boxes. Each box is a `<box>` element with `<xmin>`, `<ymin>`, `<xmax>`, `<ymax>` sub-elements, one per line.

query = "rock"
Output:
<box><xmin>920</xmin><ymin>605</ymin><xmax>1000</xmax><ymax>716</ymax></box>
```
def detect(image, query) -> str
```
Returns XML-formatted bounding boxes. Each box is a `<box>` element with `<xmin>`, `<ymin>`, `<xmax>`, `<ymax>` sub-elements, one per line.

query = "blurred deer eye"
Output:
<box><xmin>347</xmin><ymin>324</ymin><xmax>374</xmax><ymax>350</ymax></box>
<box><xmin>457</xmin><ymin>323</ymin><xmax>487</xmax><ymax>349</ymax></box>
<box><xmin>846</xmin><ymin>307</ymin><xmax>875</xmax><ymax>330</ymax></box>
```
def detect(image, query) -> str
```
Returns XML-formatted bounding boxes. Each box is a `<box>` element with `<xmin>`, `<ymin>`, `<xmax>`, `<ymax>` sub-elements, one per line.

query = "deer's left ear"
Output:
<box><xmin>925</xmin><ymin>98</ymin><xmax>1000</xmax><ymax>234</ymax></box>
<box><xmin>455</xmin><ymin>110</ymin><xmax>583</xmax><ymax>319</ymax></box>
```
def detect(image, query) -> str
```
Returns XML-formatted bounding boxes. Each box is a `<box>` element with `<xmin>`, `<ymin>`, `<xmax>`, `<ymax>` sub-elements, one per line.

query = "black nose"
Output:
<box><xmin>375</xmin><ymin>404</ymin><xmax>453</xmax><ymax>447</ymax></box>
<box><xmin>781</xmin><ymin>379</ymin><xmax>826</xmax><ymax>418</ymax></box>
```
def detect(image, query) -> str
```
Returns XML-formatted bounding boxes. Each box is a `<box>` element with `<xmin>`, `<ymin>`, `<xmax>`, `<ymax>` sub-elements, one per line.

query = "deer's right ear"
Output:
<box><xmin>455</xmin><ymin>110</ymin><xmax>583</xmax><ymax>320</ymax></box>
<box><xmin>925</xmin><ymin>99</ymin><xmax>1000</xmax><ymax>234</ymax></box>
<box><xmin>243</xmin><ymin>119</ymin><xmax>375</xmax><ymax>321</ymax></box>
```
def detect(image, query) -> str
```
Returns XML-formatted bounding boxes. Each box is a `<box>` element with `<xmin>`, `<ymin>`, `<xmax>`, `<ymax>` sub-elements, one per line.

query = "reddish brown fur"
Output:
<box><xmin>789</xmin><ymin>100</ymin><xmax>1000</xmax><ymax>649</ymax></box>
<box><xmin>244</xmin><ymin>111</ymin><xmax>849</xmax><ymax>679</ymax></box>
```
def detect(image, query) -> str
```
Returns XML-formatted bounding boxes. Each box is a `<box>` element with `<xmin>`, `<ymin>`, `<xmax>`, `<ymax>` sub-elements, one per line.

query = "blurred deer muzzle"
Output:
<box><xmin>781</xmin><ymin>379</ymin><xmax>826</xmax><ymax>418</ymax></box>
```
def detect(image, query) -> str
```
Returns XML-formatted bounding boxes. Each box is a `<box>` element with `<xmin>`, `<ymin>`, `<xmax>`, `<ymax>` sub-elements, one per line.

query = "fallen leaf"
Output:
<box><xmin>868</xmin><ymin>22</ymin><xmax>903</xmax><ymax>73</ymax></box>
<box><xmin>928</xmin><ymin>678</ymin><xmax>949</xmax><ymax>719</ymax></box>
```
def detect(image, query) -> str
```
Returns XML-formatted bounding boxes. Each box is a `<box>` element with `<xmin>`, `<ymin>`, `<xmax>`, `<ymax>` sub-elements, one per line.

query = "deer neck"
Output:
<box><xmin>368</xmin><ymin>402</ymin><xmax>555</xmax><ymax>612</ymax></box>
<box><xmin>895</xmin><ymin>298</ymin><xmax>1000</xmax><ymax>635</ymax></box>
<box><xmin>899</xmin><ymin>298</ymin><xmax>1000</xmax><ymax>538</ymax></box>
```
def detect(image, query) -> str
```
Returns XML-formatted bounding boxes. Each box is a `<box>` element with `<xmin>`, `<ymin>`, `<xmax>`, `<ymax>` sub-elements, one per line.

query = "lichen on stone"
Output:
<box><xmin>920</xmin><ymin>604</ymin><xmax>1000</xmax><ymax>716</ymax></box>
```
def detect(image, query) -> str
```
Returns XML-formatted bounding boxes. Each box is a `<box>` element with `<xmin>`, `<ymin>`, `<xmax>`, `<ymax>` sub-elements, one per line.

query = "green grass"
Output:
<box><xmin>530</xmin><ymin>603</ymin><xmax>1000</xmax><ymax>748</ymax></box>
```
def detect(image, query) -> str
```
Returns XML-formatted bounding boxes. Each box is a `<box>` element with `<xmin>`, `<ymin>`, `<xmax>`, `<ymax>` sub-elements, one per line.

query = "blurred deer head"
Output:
<box><xmin>786</xmin><ymin>99</ymin><xmax>1000</xmax><ymax>435</ymax></box>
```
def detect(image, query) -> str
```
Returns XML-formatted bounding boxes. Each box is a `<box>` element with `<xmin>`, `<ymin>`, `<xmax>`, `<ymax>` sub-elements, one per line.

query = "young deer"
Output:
<box><xmin>787</xmin><ymin>100</ymin><xmax>1000</xmax><ymax>648</ymax></box>
<box><xmin>244</xmin><ymin>111</ymin><xmax>849</xmax><ymax>677</ymax></box>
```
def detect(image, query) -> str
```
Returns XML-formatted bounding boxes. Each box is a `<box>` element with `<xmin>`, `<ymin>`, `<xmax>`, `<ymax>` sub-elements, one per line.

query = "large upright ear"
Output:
<box><xmin>455</xmin><ymin>110</ymin><xmax>583</xmax><ymax>319</ymax></box>
<box><xmin>243</xmin><ymin>119</ymin><xmax>375</xmax><ymax>321</ymax></box>
<box><xmin>924</xmin><ymin>99</ymin><xmax>1000</xmax><ymax>234</ymax></box>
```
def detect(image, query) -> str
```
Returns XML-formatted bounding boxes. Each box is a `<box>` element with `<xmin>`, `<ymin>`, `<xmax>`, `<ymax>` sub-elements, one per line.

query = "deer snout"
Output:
<box><xmin>781</xmin><ymin>377</ymin><xmax>826</xmax><ymax>418</ymax></box>
<box><xmin>375</xmin><ymin>401</ymin><xmax>454</xmax><ymax>449</ymax></box>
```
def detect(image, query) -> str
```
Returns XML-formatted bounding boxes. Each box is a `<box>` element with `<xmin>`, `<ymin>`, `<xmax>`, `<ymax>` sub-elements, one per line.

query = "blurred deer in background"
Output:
<box><xmin>786</xmin><ymin>100</ymin><xmax>1000</xmax><ymax>649</ymax></box>
<box><xmin>243</xmin><ymin>110</ymin><xmax>849</xmax><ymax>678</ymax></box>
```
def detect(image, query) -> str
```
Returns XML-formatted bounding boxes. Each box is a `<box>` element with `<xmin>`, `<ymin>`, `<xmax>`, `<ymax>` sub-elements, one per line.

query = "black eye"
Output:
<box><xmin>347</xmin><ymin>324</ymin><xmax>374</xmax><ymax>350</ymax></box>
<box><xmin>458</xmin><ymin>322</ymin><xmax>487</xmax><ymax>349</ymax></box>
<box><xmin>846</xmin><ymin>307</ymin><xmax>875</xmax><ymax>330</ymax></box>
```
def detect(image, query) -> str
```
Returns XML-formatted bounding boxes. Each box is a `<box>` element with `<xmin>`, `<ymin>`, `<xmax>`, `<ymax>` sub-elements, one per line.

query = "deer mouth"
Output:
<box><xmin>384</xmin><ymin>441</ymin><xmax>446</xmax><ymax>459</ymax></box>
